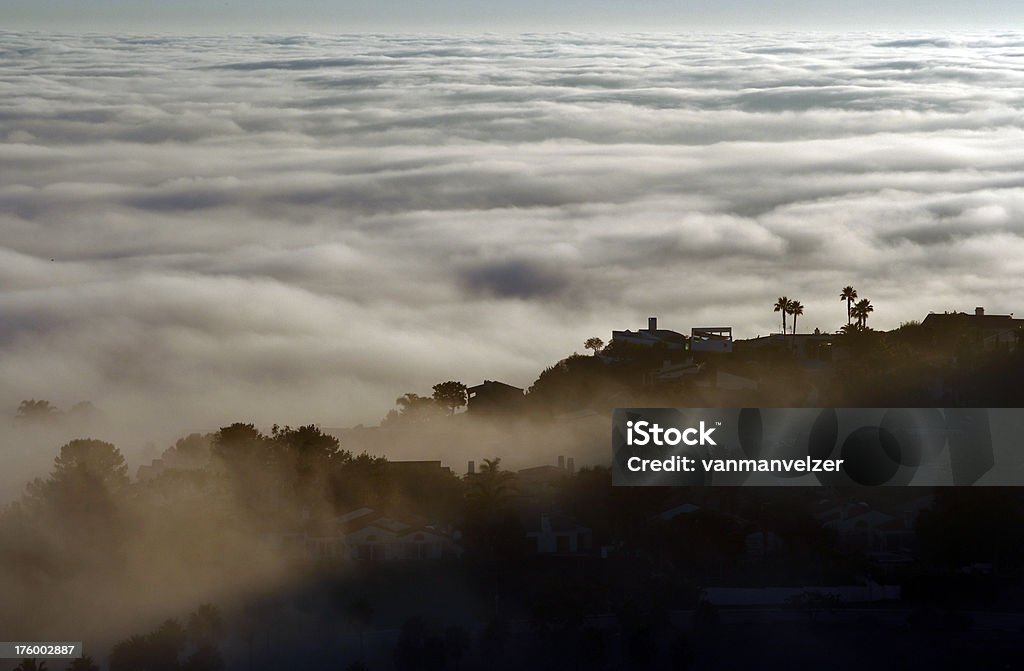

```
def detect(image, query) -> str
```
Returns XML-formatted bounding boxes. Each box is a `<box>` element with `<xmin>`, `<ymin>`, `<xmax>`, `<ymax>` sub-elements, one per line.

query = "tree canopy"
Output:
<box><xmin>432</xmin><ymin>381</ymin><xmax>468</xmax><ymax>415</ymax></box>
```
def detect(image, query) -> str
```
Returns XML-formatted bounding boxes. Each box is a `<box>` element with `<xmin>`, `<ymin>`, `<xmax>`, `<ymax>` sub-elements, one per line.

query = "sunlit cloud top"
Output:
<box><xmin>2</xmin><ymin>31</ymin><xmax>1024</xmax><ymax>437</ymax></box>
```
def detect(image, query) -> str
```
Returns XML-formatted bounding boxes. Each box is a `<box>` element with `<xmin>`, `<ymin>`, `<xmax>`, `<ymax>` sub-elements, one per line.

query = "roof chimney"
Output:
<box><xmin>467</xmin><ymin>460</ymin><xmax>475</xmax><ymax>475</ymax></box>
<box><xmin>975</xmin><ymin>307</ymin><xmax>984</xmax><ymax>317</ymax></box>
<box><xmin>648</xmin><ymin>316</ymin><xmax>658</xmax><ymax>332</ymax></box>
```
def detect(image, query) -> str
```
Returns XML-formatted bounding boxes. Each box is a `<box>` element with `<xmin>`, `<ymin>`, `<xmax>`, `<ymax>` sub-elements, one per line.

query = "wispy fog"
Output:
<box><xmin>3</xmin><ymin>31</ymin><xmax>1024</xmax><ymax>457</ymax></box>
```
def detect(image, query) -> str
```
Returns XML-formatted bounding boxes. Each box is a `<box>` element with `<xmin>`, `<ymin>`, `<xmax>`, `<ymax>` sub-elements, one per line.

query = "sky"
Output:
<box><xmin>3</xmin><ymin>2</ymin><xmax>1024</xmax><ymax>33</ymax></box>
<box><xmin>3</xmin><ymin>28</ymin><xmax>1024</xmax><ymax>450</ymax></box>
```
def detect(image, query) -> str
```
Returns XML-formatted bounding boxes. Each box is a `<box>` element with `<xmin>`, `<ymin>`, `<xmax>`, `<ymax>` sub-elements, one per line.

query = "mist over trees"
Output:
<box><xmin>3</xmin><ymin>300</ymin><xmax>1024</xmax><ymax>669</ymax></box>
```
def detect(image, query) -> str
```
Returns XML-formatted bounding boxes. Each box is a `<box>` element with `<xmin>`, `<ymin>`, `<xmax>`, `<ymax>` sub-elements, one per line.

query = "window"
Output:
<box><xmin>357</xmin><ymin>544</ymin><xmax>383</xmax><ymax>561</ymax></box>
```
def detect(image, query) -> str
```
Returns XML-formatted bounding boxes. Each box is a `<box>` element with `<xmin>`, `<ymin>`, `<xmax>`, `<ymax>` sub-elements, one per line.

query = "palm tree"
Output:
<box><xmin>110</xmin><ymin>634</ymin><xmax>151</xmax><ymax>671</ymax></box>
<box><xmin>187</xmin><ymin>604</ymin><xmax>224</xmax><ymax>648</ymax></box>
<box><xmin>839</xmin><ymin>286</ymin><xmax>857</xmax><ymax>325</ymax></box>
<box><xmin>467</xmin><ymin>458</ymin><xmax>516</xmax><ymax>508</ymax></box>
<box><xmin>852</xmin><ymin>298</ymin><xmax>874</xmax><ymax>328</ymax></box>
<box><xmin>788</xmin><ymin>300</ymin><xmax>804</xmax><ymax>335</ymax></box>
<box><xmin>150</xmin><ymin>618</ymin><xmax>187</xmax><ymax>671</ymax></box>
<box><xmin>773</xmin><ymin>296</ymin><xmax>791</xmax><ymax>334</ymax></box>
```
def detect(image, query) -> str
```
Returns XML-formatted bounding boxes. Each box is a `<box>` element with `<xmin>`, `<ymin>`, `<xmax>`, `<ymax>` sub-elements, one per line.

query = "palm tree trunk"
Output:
<box><xmin>847</xmin><ymin>299</ymin><xmax>852</xmax><ymax>325</ymax></box>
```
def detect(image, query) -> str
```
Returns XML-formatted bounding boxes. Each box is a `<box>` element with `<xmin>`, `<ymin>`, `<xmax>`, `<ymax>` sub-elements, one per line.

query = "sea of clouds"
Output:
<box><xmin>3</xmin><ymin>31</ymin><xmax>1024</xmax><ymax>451</ymax></box>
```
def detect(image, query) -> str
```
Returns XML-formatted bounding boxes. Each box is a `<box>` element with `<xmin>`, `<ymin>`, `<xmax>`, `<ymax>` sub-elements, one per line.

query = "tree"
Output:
<box><xmin>271</xmin><ymin>424</ymin><xmax>345</xmax><ymax>498</ymax></box>
<box><xmin>182</xmin><ymin>645</ymin><xmax>224</xmax><ymax>671</ymax></box>
<box><xmin>18</xmin><ymin>438</ymin><xmax>130</xmax><ymax>569</ymax></box>
<box><xmin>110</xmin><ymin>634</ymin><xmax>151</xmax><ymax>671</ymax></box>
<box><xmin>15</xmin><ymin>399</ymin><xmax>60</xmax><ymax>422</ymax></box>
<box><xmin>467</xmin><ymin>458</ymin><xmax>516</xmax><ymax>508</ymax></box>
<box><xmin>66</xmin><ymin>655</ymin><xmax>98</xmax><ymax>671</ymax></box>
<box><xmin>51</xmin><ymin>438</ymin><xmax>129</xmax><ymax>490</ymax></box>
<box><xmin>463</xmin><ymin>458</ymin><xmax>523</xmax><ymax>559</ymax></box>
<box><xmin>773</xmin><ymin>296</ymin><xmax>791</xmax><ymax>334</ymax></box>
<box><xmin>271</xmin><ymin>424</ymin><xmax>341</xmax><ymax>461</ymax></box>
<box><xmin>852</xmin><ymin>298</ymin><xmax>874</xmax><ymax>328</ymax></box>
<box><xmin>25</xmin><ymin>438</ymin><xmax>129</xmax><ymax>517</ymax></box>
<box><xmin>163</xmin><ymin>433</ymin><xmax>212</xmax><ymax>469</ymax></box>
<box><xmin>182</xmin><ymin>604</ymin><xmax>226</xmax><ymax>671</ymax></box>
<box><xmin>13</xmin><ymin>661</ymin><xmax>47</xmax><ymax>671</ymax></box>
<box><xmin>67</xmin><ymin>657</ymin><xmax>100</xmax><ymax>671</ymax></box>
<box><xmin>839</xmin><ymin>286</ymin><xmax>858</xmax><ymax>325</ymax></box>
<box><xmin>584</xmin><ymin>337</ymin><xmax>604</xmax><ymax>355</ymax></box>
<box><xmin>432</xmin><ymin>381</ymin><xmax>467</xmax><ymax>415</ymax></box>
<box><xmin>148</xmin><ymin>619</ymin><xmax>187</xmax><ymax>671</ymax></box>
<box><xmin>187</xmin><ymin>604</ymin><xmax>224</xmax><ymax>648</ymax></box>
<box><xmin>211</xmin><ymin>423</ymin><xmax>269</xmax><ymax>472</ymax></box>
<box><xmin>385</xmin><ymin>393</ymin><xmax>444</xmax><ymax>425</ymax></box>
<box><xmin>788</xmin><ymin>300</ymin><xmax>804</xmax><ymax>335</ymax></box>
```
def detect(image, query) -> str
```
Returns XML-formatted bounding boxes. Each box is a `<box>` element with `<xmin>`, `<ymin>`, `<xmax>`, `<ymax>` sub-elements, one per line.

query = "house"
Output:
<box><xmin>339</xmin><ymin>509</ymin><xmax>460</xmax><ymax>561</ymax></box>
<box><xmin>691</xmin><ymin>327</ymin><xmax>733</xmax><ymax>353</ymax></box>
<box><xmin>921</xmin><ymin>307</ymin><xmax>1024</xmax><ymax>352</ymax></box>
<box><xmin>136</xmin><ymin>459</ymin><xmax>165</xmax><ymax>483</ymax></box>
<box><xmin>275</xmin><ymin>507</ymin><xmax>461</xmax><ymax>563</ymax></box>
<box><xmin>516</xmin><ymin>457</ymin><xmax>574</xmax><ymax>498</ymax></box>
<box><xmin>736</xmin><ymin>332</ymin><xmax>834</xmax><ymax>366</ymax></box>
<box><xmin>612</xmin><ymin>317</ymin><xmax>688</xmax><ymax>350</ymax></box>
<box><xmin>466</xmin><ymin>380</ymin><xmax>525</xmax><ymax>414</ymax></box>
<box><xmin>389</xmin><ymin>460</ymin><xmax>453</xmax><ymax>477</ymax></box>
<box><xmin>656</xmin><ymin>503</ymin><xmax>701</xmax><ymax>521</ymax></box>
<box><xmin>815</xmin><ymin>498</ymin><xmax>930</xmax><ymax>555</ymax></box>
<box><xmin>524</xmin><ymin>511</ymin><xmax>593</xmax><ymax>555</ymax></box>
<box><xmin>745</xmin><ymin>530</ymin><xmax>784</xmax><ymax>559</ymax></box>
<box><xmin>136</xmin><ymin>433</ymin><xmax>210</xmax><ymax>483</ymax></box>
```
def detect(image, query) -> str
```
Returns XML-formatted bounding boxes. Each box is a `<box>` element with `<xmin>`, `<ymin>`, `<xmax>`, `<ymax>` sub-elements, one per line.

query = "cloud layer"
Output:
<box><xmin>3</xmin><ymin>30</ymin><xmax>1024</xmax><ymax>442</ymax></box>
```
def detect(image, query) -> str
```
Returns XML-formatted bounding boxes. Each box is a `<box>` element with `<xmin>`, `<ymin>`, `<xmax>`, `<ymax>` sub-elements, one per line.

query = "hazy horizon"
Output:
<box><xmin>3</xmin><ymin>29</ymin><xmax>1024</xmax><ymax>442</ymax></box>
<box><xmin>4</xmin><ymin>1</ymin><xmax>1024</xmax><ymax>33</ymax></box>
